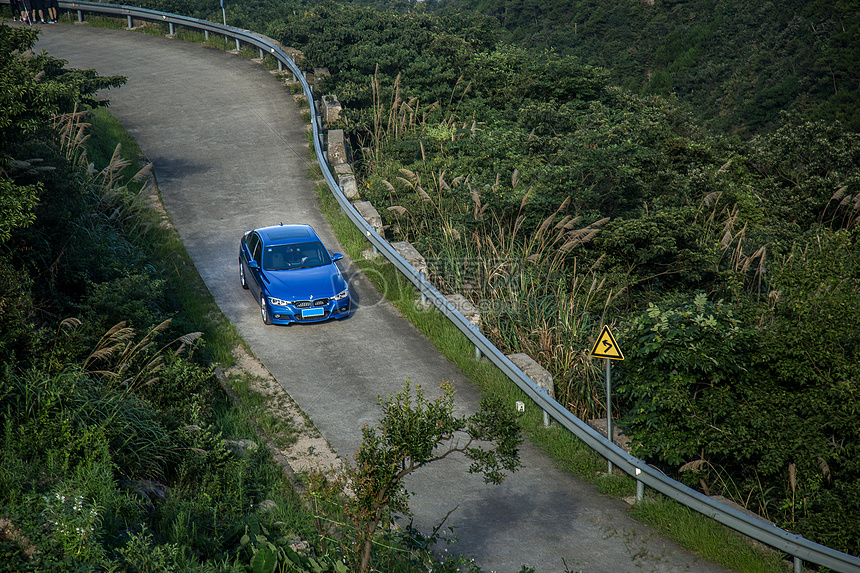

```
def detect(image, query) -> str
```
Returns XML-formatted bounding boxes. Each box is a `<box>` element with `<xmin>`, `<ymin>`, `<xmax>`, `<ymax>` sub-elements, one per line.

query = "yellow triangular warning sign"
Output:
<box><xmin>591</xmin><ymin>325</ymin><xmax>624</xmax><ymax>360</ymax></box>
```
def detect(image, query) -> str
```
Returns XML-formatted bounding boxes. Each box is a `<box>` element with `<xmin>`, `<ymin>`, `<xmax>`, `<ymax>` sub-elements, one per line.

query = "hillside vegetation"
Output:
<box><xmin>433</xmin><ymin>0</ymin><xmax>860</xmax><ymax>136</ymax></box>
<box><xmin>6</xmin><ymin>0</ymin><xmax>859</xmax><ymax>563</ymax></box>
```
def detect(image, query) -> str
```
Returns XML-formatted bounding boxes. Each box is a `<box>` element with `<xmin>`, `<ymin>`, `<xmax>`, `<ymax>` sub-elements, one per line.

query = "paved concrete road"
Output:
<box><xmin>35</xmin><ymin>23</ymin><xmax>729</xmax><ymax>573</ymax></box>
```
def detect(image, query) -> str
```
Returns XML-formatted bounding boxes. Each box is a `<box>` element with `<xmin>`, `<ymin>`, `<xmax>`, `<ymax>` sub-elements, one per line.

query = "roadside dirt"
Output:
<box><xmin>218</xmin><ymin>346</ymin><xmax>344</xmax><ymax>488</ymax></box>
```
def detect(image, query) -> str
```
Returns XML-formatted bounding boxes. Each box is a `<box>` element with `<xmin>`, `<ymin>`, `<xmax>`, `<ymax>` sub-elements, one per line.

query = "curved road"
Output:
<box><xmin>35</xmin><ymin>23</ymin><xmax>728</xmax><ymax>573</ymax></box>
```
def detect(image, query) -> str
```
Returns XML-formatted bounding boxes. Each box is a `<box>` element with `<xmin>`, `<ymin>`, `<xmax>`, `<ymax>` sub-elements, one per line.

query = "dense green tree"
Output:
<box><xmin>615</xmin><ymin>293</ymin><xmax>758</xmax><ymax>468</ymax></box>
<box><xmin>747</xmin><ymin>114</ymin><xmax>860</xmax><ymax>233</ymax></box>
<box><xmin>615</xmin><ymin>229</ymin><xmax>860</xmax><ymax>554</ymax></box>
<box><xmin>1</xmin><ymin>23</ymin><xmax>123</xmax><ymax>256</ymax></box>
<box><xmin>1</xmin><ymin>25</ymin><xmax>125</xmax><ymax>363</ymax></box>
<box><xmin>262</xmin><ymin>0</ymin><xmax>496</xmax><ymax>109</ymax></box>
<box><xmin>431</xmin><ymin>0</ymin><xmax>860</xmax><ymax>134</ymax></box>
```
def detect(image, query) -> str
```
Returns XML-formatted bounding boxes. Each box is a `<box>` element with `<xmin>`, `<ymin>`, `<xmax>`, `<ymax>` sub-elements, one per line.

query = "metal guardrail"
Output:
<box><xmin>24</xmin><ymin>3</ymin><xmax>860</xmax><ymax>571</ymax></box>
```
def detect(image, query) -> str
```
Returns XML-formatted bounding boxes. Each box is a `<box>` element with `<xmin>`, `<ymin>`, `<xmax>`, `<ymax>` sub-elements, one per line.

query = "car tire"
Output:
<box><xmin>260</xmin><ymin>294</ymin><xmax>272</xmax><ymax>325</ymax></box>
<box><xmin>239</xmin><ymin>259</ymin><xmax>249</xmax><ymax>289</ymax></box>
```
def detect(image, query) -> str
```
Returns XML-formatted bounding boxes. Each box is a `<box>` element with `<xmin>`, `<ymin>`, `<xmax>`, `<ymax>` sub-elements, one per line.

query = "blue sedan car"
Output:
<box><xmin>239</xmin><ymin>224</ymin><xmax>350</xmax><ymax>325</ymax></box>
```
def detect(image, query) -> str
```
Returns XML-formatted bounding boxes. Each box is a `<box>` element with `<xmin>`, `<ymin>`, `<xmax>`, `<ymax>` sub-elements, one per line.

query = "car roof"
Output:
<box><xmin>257</xmin><ymin>224</ymin><xmax>318</xmax><ymax>245</ymax></box>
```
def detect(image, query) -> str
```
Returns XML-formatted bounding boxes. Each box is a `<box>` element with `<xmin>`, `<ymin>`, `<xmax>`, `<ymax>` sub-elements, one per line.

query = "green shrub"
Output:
<box><xmin>80</xmin><ymin>273</ymin><xmax>167</xmax><ymax>334</ymax></box>
<box><xmin>615</xmin><ymin>293</ymin><xmax>757</xmax><ymax>468</ymax></box>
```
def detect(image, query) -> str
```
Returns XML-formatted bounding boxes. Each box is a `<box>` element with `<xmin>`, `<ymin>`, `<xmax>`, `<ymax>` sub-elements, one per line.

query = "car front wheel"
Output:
<box><xmin>239</xmin><ymin>259</ymin><xmax>249</xmax><ymax>289</ymax></box>
<box><xmin>260</xmin><ymin>295</ymin><xmax>272</xmax><ymax>325</ymax></box>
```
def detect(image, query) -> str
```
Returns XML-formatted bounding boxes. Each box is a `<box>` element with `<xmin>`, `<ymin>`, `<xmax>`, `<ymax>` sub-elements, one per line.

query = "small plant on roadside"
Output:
<box><xmin>307</xmin><ymin>380</ymin><xmax>522</xmax><ymax>573</ymax></box>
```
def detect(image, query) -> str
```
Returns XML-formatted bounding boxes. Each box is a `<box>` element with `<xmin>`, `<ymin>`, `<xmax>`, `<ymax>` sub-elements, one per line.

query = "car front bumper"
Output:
<box><xmin>269</xmin><ymin>298</ymin><xmax>350</xmax><ymax>325</ymax></box>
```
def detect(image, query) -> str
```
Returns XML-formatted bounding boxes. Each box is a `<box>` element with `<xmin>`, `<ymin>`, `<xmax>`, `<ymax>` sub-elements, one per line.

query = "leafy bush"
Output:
<box><xmin>615</xmin><ymin>293</ymin><xmax>757</xmax><ymax>468</ymax></box>
<box><xmin>80</xmin><ymin>273</ymin><xmax>168</xmax><ymax>333</ymax></box>
<box><xmin>749</xmin><ymin>115</ymin><xmax>860</xmax><ymax>232</ymax></box>
<box><xmin>616</xmin><ymin>263</ymin><xmax>860</xmax><ymax>553</ymax></box>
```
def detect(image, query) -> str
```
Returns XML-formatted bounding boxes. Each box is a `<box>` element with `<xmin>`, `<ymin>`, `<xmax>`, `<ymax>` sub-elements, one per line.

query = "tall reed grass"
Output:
<box><xmin>376</xmin><ymin>160</ymin><xmax>620</xmax><ymax>418</ymax></box>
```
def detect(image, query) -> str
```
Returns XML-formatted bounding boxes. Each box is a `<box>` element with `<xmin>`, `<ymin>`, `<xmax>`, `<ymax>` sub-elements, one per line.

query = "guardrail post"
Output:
<box><xmin>540</xmin><ymin>388</ymin><xmax>551</xmax><ymax>426</ymax></box>
<box><xmin>321</xmin><ymin>95</ymin><xmax>343</xmax><ymax>127</ymax></box>
<box><xmin>126</xmin><ymin>15</ymin><xmax>132</xmax><ymax>28</ymax></box>
<box><xmin>419</xmin><ymin>271</ymin><xmax>428</xmax><ymax>305</ymax></box>
<box><xmin>204</xmin><ymin>30</ymin><xmax>209</xmax><ymax>40</ymax></box>
<box><xmin>635</xmin><ymin>469</ymin><xmax>645</xmax><ymax>501</ymax></box>
<box><xmin>235</xmin><ymin>38</ymin><xmax>240</xmax><ymax>51</ymax></box>
<box><xmin>354</xmin><ymin>203</ymin><xmax>383</xmax><ymax>256</ymax></box>
<box><xmin>334</xmin><ymin>165</ymin><xmax>359</xmax><ymax>200</ymax></box>
<box><xmin>445</xmin><ymin>294</ymin><xmax>481</xmax><ymax>359</ymax></box>
<box><xmin>259</xmin><ymin>48</ymin><xmax>264</xmax><ymax>59</ymax></box>
<box><xmin>794</xmin><ymin>557</ymin><xmax>802</xmax><ymax>573</ymax></box>
<box><xmin>507</xmin><ymin>353</ymin><xmax>554</xmax><ymax>426</ymax></box>
<box><xmin>391</xmin><ymin>242</ymin><xmax>428</xmax><ymax>303</ymax></box>
<box><xmin>77</xmin><ymin>9</ymin><xmax>82</xmax><ymax>22</ymax></box>
<box><xmin>327</xmin><ymin>129</ymin><xmax>348</xmax><ymax>165</ymax></box>
<box><xmin>169</xmin><ymin>22</ymin><xmax>175</xmax><ymax>35</ymax></box>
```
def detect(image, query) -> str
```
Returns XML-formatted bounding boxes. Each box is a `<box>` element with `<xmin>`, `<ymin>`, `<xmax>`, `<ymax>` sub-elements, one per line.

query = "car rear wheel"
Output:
<box><xmin>239</xmin><ymin>259</ymin><xmax>248</xmax><ymax>289</ymax></box>
<box><xmin>260</xmin><ymin>295</ymin><xmax>272</xmax><ymax>325</ymax></box>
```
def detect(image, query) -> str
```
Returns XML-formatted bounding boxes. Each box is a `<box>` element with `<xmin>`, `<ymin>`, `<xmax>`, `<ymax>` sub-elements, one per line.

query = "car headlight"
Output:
<box><xmin>268</xmin><ymin>296</ymin><xmax>292</xmax><ymax>306</ymax></box>
<box><xmin>332</xmin><ymin>288</ymin><xmax>349</xmax><ymax>301</ymax></box>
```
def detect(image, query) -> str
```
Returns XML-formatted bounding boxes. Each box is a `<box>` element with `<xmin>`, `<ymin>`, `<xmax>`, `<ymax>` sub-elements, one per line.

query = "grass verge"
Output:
<box><xmin>628</xmin><ymin>500</ymin><xmax>790</xmax><ymax>573</ymax></box>
<box><xmin>89</xmin><ymin>107</ymin><xmax>241</xmax><ymax>366</ymax></box>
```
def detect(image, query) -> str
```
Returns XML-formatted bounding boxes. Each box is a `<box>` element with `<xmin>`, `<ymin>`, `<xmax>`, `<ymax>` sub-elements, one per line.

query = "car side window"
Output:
<box><xmin>247</xmin><ymin>233</ymin><xmax>262</xmax><ymax>265</ymax></box>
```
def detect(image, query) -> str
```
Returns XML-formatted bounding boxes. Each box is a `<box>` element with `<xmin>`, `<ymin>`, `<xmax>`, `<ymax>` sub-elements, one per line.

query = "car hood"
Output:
<box><xmin>264</xmin><ymin>264</ymin><xmax>346</xmax><ymax>300</ymax></box>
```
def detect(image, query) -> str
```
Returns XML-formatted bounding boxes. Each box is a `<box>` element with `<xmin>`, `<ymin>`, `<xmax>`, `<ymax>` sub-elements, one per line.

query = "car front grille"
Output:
<box><xmin>294</xmin><ymin>299</ymin><xmax>329</xmax><ymax>308</ymax></box>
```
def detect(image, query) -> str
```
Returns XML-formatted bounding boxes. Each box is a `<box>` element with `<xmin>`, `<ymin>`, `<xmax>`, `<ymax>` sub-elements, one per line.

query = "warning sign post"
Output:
<box><xmin>590</xmin><ymin>325</ymin><xmax>624</xmax><ymax>472</ymax></box>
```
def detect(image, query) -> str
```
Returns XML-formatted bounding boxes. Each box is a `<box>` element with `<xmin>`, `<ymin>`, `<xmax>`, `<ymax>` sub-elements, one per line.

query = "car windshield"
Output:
<box><xmin>263</xmin><ymin>241</ymin><xmax>332</xmax><ymax>271</ymax></box>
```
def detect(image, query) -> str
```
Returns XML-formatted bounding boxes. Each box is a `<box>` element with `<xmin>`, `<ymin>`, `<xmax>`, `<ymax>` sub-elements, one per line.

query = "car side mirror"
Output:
<box><xmin>248</xmin><ymin>260</ymin><xmax>259</xmax><ymax>269</ymax></box>
<box><xmin>331</xmin><ymin>253</ymin><xmax>343</xmax><ymax>262</ymax></box>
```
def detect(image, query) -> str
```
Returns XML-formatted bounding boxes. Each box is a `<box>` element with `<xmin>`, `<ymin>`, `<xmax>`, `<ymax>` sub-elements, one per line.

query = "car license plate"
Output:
<box><xmin>302</xmin><ymin>308</ymin><xmax>324</xmax><ymax>318</ymax></box>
